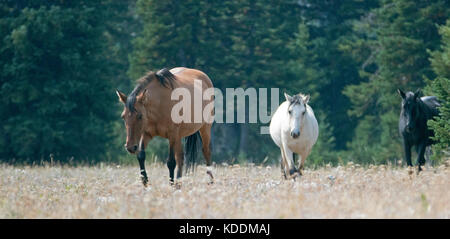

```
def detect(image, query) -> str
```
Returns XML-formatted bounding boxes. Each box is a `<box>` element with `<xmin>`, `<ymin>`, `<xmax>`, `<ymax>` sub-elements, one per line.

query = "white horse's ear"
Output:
<box><xmin>284</xmin><ymin>92</ymin><xmax>292</xmax><ymax>102</ymax></box>
<box><xmin>303</xmin><ymin>94</ymin><xmax>310</xmax><ymax>104</ymax></box>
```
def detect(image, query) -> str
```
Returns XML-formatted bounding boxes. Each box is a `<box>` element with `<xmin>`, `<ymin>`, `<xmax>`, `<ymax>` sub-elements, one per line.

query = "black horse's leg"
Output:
<box><xmin>137</xmin><ymin>150</ymin><xmax>148</xmax><ymax>186</ymax></box>
<box><xmin>425</xmin><ymin>146</ymin><xmax>432</xmax><ymax>167</ymax></box>
<box><xmin>417</xmin><ymin>142</ymin><xmax>427</xmax><ymax>172</ymax></box>
<box><xmin>167</xmin><ymin>144</ymin><xmax>176</xmax><ymax>184</ymax></box>
<box><xmin>403</xmin><ymin>141</ymin><xmax>412</xmax><ymax>167</ymax></box>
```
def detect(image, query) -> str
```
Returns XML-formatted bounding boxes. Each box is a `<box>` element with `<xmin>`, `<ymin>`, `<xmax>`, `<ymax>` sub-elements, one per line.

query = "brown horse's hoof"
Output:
<box><xmin>175</xmin><ymin>182</ymin><xmax>182</xmax><ymax>189</ymax></box>
<box><xmin>207</xmin><ymin>169</ymin><xmax>214</xmax><ymax>177</ymax></box>
<box><xmin>141</xmin><ymin>177</ymin><xmax>149</xmax><ymax>187</ymax></box>
<box><xmin>206</xmin><ymin>168</ymin><xmax>215</xmax><ymax>185</ymax></box>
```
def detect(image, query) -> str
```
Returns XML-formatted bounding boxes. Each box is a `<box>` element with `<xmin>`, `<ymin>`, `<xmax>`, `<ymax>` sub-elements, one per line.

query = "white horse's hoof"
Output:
<box><xmin>288</xmin><ymin>172</ymin><xmax>300</xmax><ymax>180</ymax></box>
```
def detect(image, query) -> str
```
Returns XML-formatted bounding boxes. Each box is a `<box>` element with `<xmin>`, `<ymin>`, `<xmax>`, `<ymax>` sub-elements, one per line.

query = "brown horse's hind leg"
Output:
<box><xmin>199</xmin><ymin>124</ymin><xmax>214</xmax><ymax>184</ymax></box>
<box><xmin>167</xmin><ymin>139</ymin><xmax>184</xmax><ymax>188</ymax></box>
<box><xmin>167</xmin><ymin>144</ymin><xmax>176</xmax><ymax>185</ymax></box>
<box><xmin>173</xmin><ymin>139</ymin><xmax>184</xmax><ymax>187</ymax></box>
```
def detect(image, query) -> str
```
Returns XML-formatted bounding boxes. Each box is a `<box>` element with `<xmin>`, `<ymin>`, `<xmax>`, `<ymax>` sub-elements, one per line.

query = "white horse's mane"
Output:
<box><xmin>289</xmin><ymin>93</ymin><xmax>309</xmax><ymax>105</ymax></box>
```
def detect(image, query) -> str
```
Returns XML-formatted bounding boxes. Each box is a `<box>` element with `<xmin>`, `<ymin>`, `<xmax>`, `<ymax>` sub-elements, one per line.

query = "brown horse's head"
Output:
<box><xmin>116</xmin><ymin>69</ymin><xmax>176</xmax><ymax>154</ymax></box>
<box><xmin>116</xmin><ymin>88</ymin><xmax>149</xmax><ymax>154</ymax></box>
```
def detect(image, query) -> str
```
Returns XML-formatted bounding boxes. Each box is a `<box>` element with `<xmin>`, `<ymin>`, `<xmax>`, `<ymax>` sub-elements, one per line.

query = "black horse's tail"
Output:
<box><xmin>185</xmin><ymin>131</ymin><xmax>200</xmax><ymax>173</ymax></box>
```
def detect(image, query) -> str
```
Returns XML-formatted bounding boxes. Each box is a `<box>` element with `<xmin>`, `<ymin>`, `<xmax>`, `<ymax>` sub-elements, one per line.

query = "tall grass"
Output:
<box><xmin>0</xmin><ymin>162</ymin><xmax>449</xmax><ymax>218</ymax></box>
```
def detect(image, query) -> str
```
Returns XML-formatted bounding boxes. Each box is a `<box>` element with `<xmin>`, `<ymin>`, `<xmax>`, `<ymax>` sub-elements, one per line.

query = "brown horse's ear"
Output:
<box><xmin>137</xmin><ymin>89</ymin><xmax>148</xmax><ymax>103</ymax></box>
<box><xmin>116</xmin><ymin>89</ymin><xmax>127</xmax><ymax>103</ymax></box>
<box><xmin>397</xmin><ymin>89</ymin><xmax>406</xmax><ymax>99</ymax></box>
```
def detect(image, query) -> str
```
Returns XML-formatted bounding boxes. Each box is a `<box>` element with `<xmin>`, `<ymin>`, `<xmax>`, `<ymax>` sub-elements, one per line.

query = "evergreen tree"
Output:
<box><xmin>343</xmin><ymin>0</ymin><xmax>449</xmax><ymax>164</ymax></box>
<box><xmin>426</xmin><ymin>20</ymin><xmax>450</xmax><ymax>153</ymax></box>
<box><xmin>306</xmin><ymin>113</ymin><xmax>339</xmax><ymax>167</ymax></box>
<box><xmin>299</xmin><ymin>0</ymin><xmax>379</xmax><ymax>149</ymax></box>
<box><xmin>0</xmin><ymin>2</ymin><xmax>132</xmax><ymax>163</ymax></box>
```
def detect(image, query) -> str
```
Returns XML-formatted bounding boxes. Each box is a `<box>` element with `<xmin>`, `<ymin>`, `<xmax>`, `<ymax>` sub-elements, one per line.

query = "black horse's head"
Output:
<box><xmin>398</xmin><ymin>89</ymin><xmax>422</xmax><ymax>133</ymax></box>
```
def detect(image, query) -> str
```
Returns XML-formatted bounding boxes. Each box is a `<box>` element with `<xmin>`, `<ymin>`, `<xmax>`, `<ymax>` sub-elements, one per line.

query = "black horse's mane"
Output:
<box><xmin>126</xmin><ymin>68</ymin><xmax>176</xmax><ymax>112</ymax></box>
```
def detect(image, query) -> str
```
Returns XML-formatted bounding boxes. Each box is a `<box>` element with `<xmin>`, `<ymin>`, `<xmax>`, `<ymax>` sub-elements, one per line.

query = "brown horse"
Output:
<box><xmin>116</xmin><ymin>67</ymin><xmax>214</xmax><ymax>186</ymax></box>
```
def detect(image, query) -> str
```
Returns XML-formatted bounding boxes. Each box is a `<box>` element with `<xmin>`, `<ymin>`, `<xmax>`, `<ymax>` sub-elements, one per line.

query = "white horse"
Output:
<box><xmin>269</xmin><ymin>93</ymin><xmax>319</xmax><ymax>179</ymax></box>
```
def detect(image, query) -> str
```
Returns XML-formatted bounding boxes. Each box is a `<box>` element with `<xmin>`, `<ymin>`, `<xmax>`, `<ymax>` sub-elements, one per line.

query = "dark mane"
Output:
<box><xmin>126</xmin><ymin>68</ymin><xmax>176</xmax><ymax>112</ymax></box>
<box><xmin>155</xmin><ymin>68</ymin><xmax>176</xmax><ymax>89</ymax></box>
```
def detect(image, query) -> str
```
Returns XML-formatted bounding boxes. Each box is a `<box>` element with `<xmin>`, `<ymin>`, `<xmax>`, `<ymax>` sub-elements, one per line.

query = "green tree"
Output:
<box><xmin>0</xmin><ymin>2</ymin><xmax>132</xmax><ymax>163</ymax></box>
<box><xmin>306</xmin><ymin>113</ymin><xmax>339</xmax><ymax>167</ymax></box>
<box><xmin>343</xmin><ymin>0</ymin><xmax>449</xmax><ymax>164</ymax></box>
<box><xmin>299</xmin><ymin>0</ymin><xmax>379</xmax><ymax>149</ymax></box>
<box><xmin>426</xmin><ymin>20</ymin><xmax>450</xmax><ymax>153</ymax></box>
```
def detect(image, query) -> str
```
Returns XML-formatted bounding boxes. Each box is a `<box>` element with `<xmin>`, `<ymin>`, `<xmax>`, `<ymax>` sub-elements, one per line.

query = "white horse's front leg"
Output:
<box><xmin>282</xmin><ymin>143</ymin><xmax>298</xmax><ymax>178</ymax></box>
<box><xmin>279</xmin><ymin>148</ymin><xmax>288</xmax><ymax>179</ymax></box>
<box><xmin>298</xmin><ymin>149</ymin><xmax>310</xmax><ymax>176</ymax></box>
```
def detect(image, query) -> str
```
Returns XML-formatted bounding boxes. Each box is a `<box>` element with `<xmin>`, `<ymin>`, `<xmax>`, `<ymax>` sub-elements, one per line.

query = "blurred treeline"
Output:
<box><xmin>0</xmin><ymin>0</ymin><xmax>448</xmax><ymax>166</ymax></box>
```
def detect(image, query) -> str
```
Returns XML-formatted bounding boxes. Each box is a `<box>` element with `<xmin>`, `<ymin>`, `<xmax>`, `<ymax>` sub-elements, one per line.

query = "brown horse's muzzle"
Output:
<box><xmin>125</xmin><ymin>144</ymin><xmax>138</xmax><ymax>154</ymax></box>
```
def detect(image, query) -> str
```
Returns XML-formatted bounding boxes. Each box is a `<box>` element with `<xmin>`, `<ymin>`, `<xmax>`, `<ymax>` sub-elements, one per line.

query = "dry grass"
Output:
<box><xmin>0</xmin><ymin>163</ymin><xmax>449</xmax><ymax>218</ymax></box>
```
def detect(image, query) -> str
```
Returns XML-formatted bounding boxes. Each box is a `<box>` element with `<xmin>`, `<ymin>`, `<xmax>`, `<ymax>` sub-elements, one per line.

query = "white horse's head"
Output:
<box><xmin>284</xmin><ymin>93</ymin><xmax>310</xmax><ymax>139</ymax></box>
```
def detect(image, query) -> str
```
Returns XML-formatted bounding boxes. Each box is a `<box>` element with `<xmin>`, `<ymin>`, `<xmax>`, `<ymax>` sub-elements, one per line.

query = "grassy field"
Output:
<box><xmin>0</xmin><ymin>162</ymin><xmax>449</xmax><ymax>218</ymax></box>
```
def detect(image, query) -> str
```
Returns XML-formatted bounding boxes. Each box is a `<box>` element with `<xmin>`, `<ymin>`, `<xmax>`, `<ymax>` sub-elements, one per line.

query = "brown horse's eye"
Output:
<box><xmin>137</xmin><ymin>114</ymin><xmax>142</xmax><ymax>120</ymax></box>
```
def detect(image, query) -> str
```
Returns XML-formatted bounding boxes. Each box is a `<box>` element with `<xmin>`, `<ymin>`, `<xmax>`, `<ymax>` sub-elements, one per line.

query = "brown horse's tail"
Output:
<box><xmin>185</xmin><ymin>131</ymin><xmax>200</xmax><ymax>173</ymax></box>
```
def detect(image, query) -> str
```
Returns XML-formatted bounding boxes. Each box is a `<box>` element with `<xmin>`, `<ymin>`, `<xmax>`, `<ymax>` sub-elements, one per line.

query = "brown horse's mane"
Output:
<box><xmin>126</xmin><ymin>68</ymin><xmax>176</xmax><ymax>112</ymax></box>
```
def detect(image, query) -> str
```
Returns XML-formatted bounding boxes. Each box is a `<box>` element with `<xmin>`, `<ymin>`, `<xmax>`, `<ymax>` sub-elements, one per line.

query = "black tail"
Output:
<box><xmin>185</xmin><ymin>131</ymin><xmax>200</xmax><ymax>173</ymax></box>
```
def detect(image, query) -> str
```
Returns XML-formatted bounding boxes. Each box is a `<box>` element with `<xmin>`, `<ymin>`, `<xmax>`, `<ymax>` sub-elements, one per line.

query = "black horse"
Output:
<box><xmin>398</xmin><ymin>89</ymin><xmax>440</xmax><ymax>171</ymax></box>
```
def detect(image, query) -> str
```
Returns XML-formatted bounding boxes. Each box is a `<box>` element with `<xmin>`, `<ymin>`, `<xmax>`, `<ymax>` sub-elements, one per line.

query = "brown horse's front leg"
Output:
<box><xmin>138</xmin><ymin>134</ymin><xmax>151</xmax><ymax>187</ymax></box>
<box><xmin>137</xmin><ymin>150</ymin><xmax>148</xmax><ymax>186</ymax></box>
